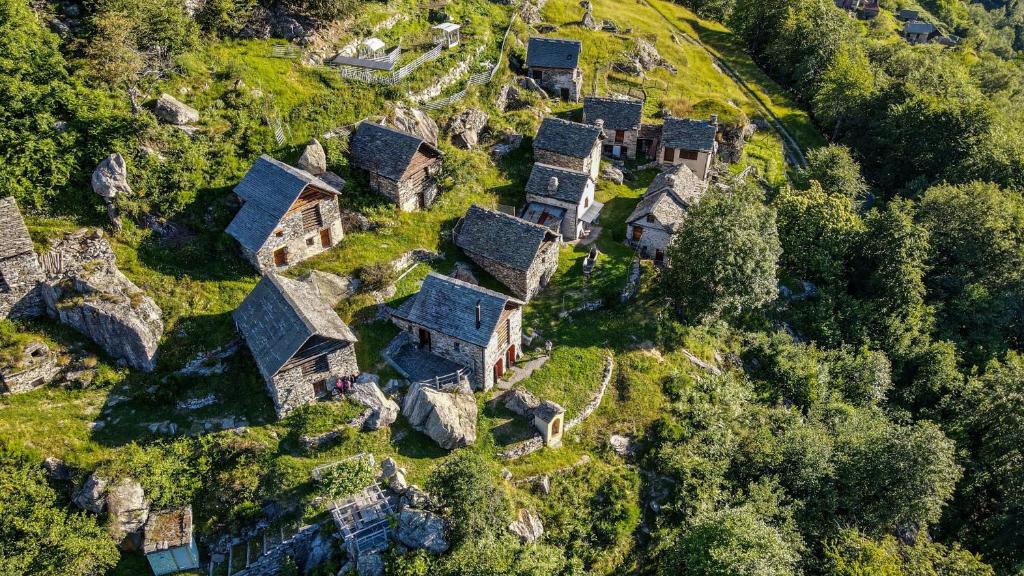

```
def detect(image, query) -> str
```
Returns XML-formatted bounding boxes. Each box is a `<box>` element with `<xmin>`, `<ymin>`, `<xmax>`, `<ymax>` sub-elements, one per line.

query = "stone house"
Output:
<box><xmin>349</xmin><ymin>121</ymin><xmax>444</xmax><ymax>212</ymax></box>
<box><xmin>143</xmin><ymin>507</ymin><xmax>201</xmax><ymax>576</ymax></box>
<box><xmin>533</xmin><ymin>117</ymin><xmax>604</xmax><ymax>181</ymax></box>
<box><xmin>521</xmin><ymin>163</ymin><xmax>601</xmax><ymax>241</ymax></box>
<box><xmin>526</xmin><ymin>37</ymin><xmax>583</xmax><ymax>102</ymax></box>
<box><xmin>0</xmin><ymin>197</ymin><xmax>44</xmax><ymax>319</ymax></box>
<box><xmin>454</xmin><ymin>205</ymin><xmax>561</xmax><ymax>301</ymax></box>
<box><xmin>656</xmin><ymin>116</ymin><xmax>719</xmax><ymax>181</ymax></box>
<box><xmin>904</xmin><ymin>21</ymin><xmax>939</xmax><ymax>43</ymax></box>
<box><xmin>234</xmin><ymin>273</ymin><xmax>359</xmax><ymax>418</ymax></box>
<box><xmin>390</xmin><ymin>273</ymin><xmax>523</xmax><ymax>391</ymax></box>
<box><xmin>626</xmin><ymin>164</ymin><xmax>705</xmax><ymax>264</ymax></box>
<box><xmin>0</xmin><ymin>341</ymin><xmax>61</xmax><ymax>395</ymax></box>
<box><xmin>582</xmin><ymin>96</ymin><xmax>644</xmax><ymax>160</ymax></box>
<box><xmin>226</xmin><ymin>156</ymin><xmax>344</xmax><ymax>275</ymax></box>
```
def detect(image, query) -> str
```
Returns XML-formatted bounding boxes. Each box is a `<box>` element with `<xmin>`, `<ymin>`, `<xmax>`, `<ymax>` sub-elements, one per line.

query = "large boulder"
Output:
<box><xmin>508</xmin><ymin>509</ymin><xmax>544</xmax><ymax>543</ymax></box>
<box><xmin>40</xmin><ymin>229</ymin><xmax>164</xmax><ymax>372</ymax></box>
<box><xmin>602</xmin><ymin>164</ymin><xmax>625</xmax><ymax>184</ymax></box>
<box><xmin>717</xmin><ymin>122</ymin><xmax>757</xmax><ymax>164</ymax></box>
<box><xmin>348</xmin><ymin>378</ymin><xmax>399</xmax><ymax>431</ymax></box>
<box><xmin>301</xmin><ymin>269</ymin><xmax>360</xmax><ymax>306</ymax></box>
<box><xmin>402</xmin><ymin>382</ymin><xmax>477</xmax><ymax>450</ymax></box>
<box><xmin>297</xmin><ymin>138</ymin><xmax>327</xmax><ymax>175</ymax></box>
<box><xmin>518</xmin><ymin>76</ymin><xmax>548</xmax><ymax>97</ymax></box>
<box><xmin>105</xmin><ymin>478</ymin><xmax>150</xmax><ymax>550</ymax></box>
<box><xmin>634</xmin><ymin>39</ymin><xmax>675</xmax><ymax>73</ymax></box>
<box><xmin>396</xmin><ymin>509</ymin><xmax>449</xmax><ymax>553</ymax></box>
<box><xmin>390</xmin><ymin>105</ymin><xmax>439</xmax><ymax>145</ymax></box>
<box><xmin>91</xmin><ymin>154</ymin><xmax>131</xmax><ymax>200</ymax></box>
<box><xmin>495</xmin><ymin>84</ymin><xmax>524</xmax><ymax>112</ymax></box>
<box><xmin>357</xmin><ymin>550</ymin><xmax>384</xmax><ymax>576</ymax></box>
<box><xmin>73</xmin><ymin>473</ymin><xmax>109</xmax><ymax>514</ymax></box>
<box><xmin>502</xmin><ymin>387</ymin><xmax>540</xmax><ymax>417</ymax></box>
<box><xmin>153</xmin><ymin>93</ymin><xmax>199</xmax><ymax>125</ymax></box>
<box><xmin>491</xmin><ymin>133</ymin><xmax>523</xmax><ymax>159</ymax></box>
<box><xmin>446</xmin><ymin>109</ymin><xmax>489</xmax><ymax>149</ymax></box>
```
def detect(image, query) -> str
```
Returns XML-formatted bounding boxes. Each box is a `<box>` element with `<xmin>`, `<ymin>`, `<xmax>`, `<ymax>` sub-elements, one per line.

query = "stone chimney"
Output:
<box><xmin>548</xmin><ymin>176</ymin><xmax>559</xmax><ymax>193</ymax></box>
<box><xmin>594</xmin><ymin>118</ymin><xmax>604</xmax><ymax>130</ymax></box>
<box><xmin>709</xmin><ymin>114</ymin><xmax>719</xmax><ymax>126</ymax></box>
<box><xmin>475</xmin><ymin>299</ymin><xmax>482</xmax><ymax>329</ymax></box>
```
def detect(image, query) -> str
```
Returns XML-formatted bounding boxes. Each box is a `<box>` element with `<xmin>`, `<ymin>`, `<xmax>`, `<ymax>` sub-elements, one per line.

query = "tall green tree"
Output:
<box><xmin>774</xmin><ymin>181</ymin><xmax>864</xmax><ymax>286</ymax></box>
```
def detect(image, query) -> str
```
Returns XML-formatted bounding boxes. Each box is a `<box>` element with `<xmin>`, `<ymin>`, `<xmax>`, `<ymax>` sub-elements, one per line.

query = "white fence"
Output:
<box><xmin>338</xmin><ymin>44</ymin><xmax>443</xmax><ymax>85</ymax></box>
<box><xmin>422</xmin><ymin>14</ymin><xmax>517</xmax><ymax>111</ymax></box>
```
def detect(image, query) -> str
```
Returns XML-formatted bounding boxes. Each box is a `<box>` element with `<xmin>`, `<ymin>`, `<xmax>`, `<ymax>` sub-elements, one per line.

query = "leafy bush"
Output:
<box><xmin>318</xmin><ymin>457</ymin><xmax>376</xmax><ymax>500</ymax></box>
<box><xmin>359</xmin><ymin>262</ymin><xmax>398</xmax><ymax>292</ymax></box>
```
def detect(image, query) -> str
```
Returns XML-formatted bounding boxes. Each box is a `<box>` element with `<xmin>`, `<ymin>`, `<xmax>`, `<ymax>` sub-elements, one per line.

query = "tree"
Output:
<box><xmin>826</xmin><ymin>346</ymin><xmax>892</xmax><ymax>407</ymax></box>
<box><xmin>0</xmin><ymin>446</ymin><xmax>120</xmax><ymax>575</ymax></box>
<box><xmin>664</xmin><ymin>185</ymin><xmax>782</xmax><ymax>321</ymax></box>
<box><xmin>84</xmin><ymin>11</ymin><xmax>146</xmax><ymax>89</ymax></box>
<box><xmin>813</xmin><ymin>49</ymin><xmax>875</xmax><ymax>140</ymax></box>
<box><xmin>796</xmin><ymin>145</ymin><xmax>870</xmax><ymax>202</ymax></box>
<box><xmin>824</xmin><ymin>529</ymin><xmax>994</xmax><ymax>576</ymax></box>
<box><xmin>773</xmin><ymin>181</ymin><xmax>864</xmax><ymax>286</ymax></box>
<box><xmin>426</xmin><ymin>450</ymin><xmax>511</xmax><ymax>544</ymax></box>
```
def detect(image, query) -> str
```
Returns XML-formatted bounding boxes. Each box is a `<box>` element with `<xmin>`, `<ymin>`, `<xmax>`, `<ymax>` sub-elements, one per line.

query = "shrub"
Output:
<box><xmin>359</xmin><ymin>262</ymin><xmax>398</xmax><ymax>292</ymax></box>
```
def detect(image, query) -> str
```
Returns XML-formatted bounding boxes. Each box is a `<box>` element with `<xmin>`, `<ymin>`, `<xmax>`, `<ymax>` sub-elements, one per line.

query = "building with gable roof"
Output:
<box><xmin>583</xmin><ymin>96</ymin><xmax>645</xmax><ymax>160</ymax></box>
<box><xmin>522</xmin><ymin>163</ymin><xmax>601</xmax><ymax>241</ymax></box>
<box><xmin>533</xmin><ymin>117</ymin><xmax>604</xmax><ymax>181</ymax></box>
<box><xmin>234</xmin><ymin>273</ymin><xmax>359</xmax><ymax>417</ymax></box>
<box><xmin>349</xmin><ymin>121</ymin><xmax>444</xmax><ymax>212</ymax></box>
<box><xmin>656</xmin><ymin>116</ymin><xmax>719</xmax><ymax>180</ymax></box>
<box><xmin>454</xmin><ymin>205</ymin><xmax>561</xmax><ymax>301</ymax></box>
<box><xmin>143</xmin><ymin>507</ymin><xmax>201</xmax><ymax>575</ymax></box>
<box><xmin>226</xmin><ymin>156</ymin><xmax>344</xmax><ymax>274</ymax></box>
<box><xmin>626</xmin><ymin>164</ymin><xmax>705</xmax><ymax>263</ymax></box>
<box><xmin>903</xmin><ymin>20</ymin><xmax>940</xmax><ymax>43</ymax></box>
<box><xmin>390</xmin><ymin>273</ymin><xmax>523</xmax><ymax>391</ymax></box>
<box><xmin>526</xmin><ymin>37</ymin><xmax>583</xmax><ymax>101</ymax></box>
<box><xmin>0</xmin><ymin>197</ymin><xmax>44</xmax><ymax>319</ymax></box>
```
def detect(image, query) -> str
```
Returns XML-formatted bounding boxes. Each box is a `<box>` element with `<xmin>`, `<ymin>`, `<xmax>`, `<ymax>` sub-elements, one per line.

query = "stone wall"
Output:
<box><xmin>533</xmin><ymin>146</ymin><xmax>601</xmax><ymax>181</ymax></box>
<box><xmin>601</xmin><ymin>127</ymin><xmax>639</xmax><ymax>160</ymax></box>
<box><xmin>391</xmin><ymin>318</ymin><xmax>485</xmax><ymax>387</ymax></box>
<box><xmin>0</xmin><ymin>342</ymin><xmax>61</xmax><ymax>394</ymax></box>
<box><xmin>251</xmin><ymin>197</ymin><xmax>344</xmax><ymax>274</ymax></box>
<box><xmin>267</xmin><ymin>344</ymin><xmax>359</xmax><ymax>418</ymax></box>
<box><xmin>463</xmin><ymin>240</ymin><xmax>558</xmax><ymax>301</ymax></box>
<box><xmin>0</xmin><ymin>252</ymin><xmax>44</xmax><ymax>319</ymax></box>
<box><xmin>529</xmin><ymin>66</ymin><xmax>583</xmax><ymax>102</ymax></box>
<box><xmin>227</xmin><ymin>524</ymin><xmax>329</xmax><ymax>576</ymax></box>
<box><xmin>368</xmin><ymin>166</ymin><xmax>440</xmax><ymax>212</ymax></box>
<box><xmin>627</xmin><ymin>221</ymin><xmax>673</xmax><ymax>262</ymax></box>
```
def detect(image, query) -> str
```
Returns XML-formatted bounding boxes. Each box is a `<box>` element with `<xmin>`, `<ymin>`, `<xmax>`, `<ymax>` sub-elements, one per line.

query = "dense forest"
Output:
<box><xmin>1</xmin><ymin>0</ymin><xmax>1022</xmax><ymax>574</ymax></box>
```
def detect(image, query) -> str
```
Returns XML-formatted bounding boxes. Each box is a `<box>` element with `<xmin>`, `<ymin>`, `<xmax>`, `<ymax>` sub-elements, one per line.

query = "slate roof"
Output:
<box><xmin>898</xmin><ymin>9</ymin><xmax>919</xmax><ymax>19</ymax></box>
<box><xmin>583</xmin><ymin>97</ymin><xmax>643</xmax><ymax>131</ymax></box>
<box><xmin>525</xmin><ymin>163</ymin><xmax>592</xmax><ymax>204</ymax></box>
<box><xmin>349</xmin><ymin>121</ymin><xmax>439</xmax><ymax>182</ymax></box>
<box><xmin>0</xmin><ymin>197</ymin><xmax>35</xmax><ymax>260</ymax></box>
<box><xmin>393</xmin><ymin>272</ymin><xmax>522</xmax><ymax>348</ymax></box>
<box><xmin>226</xmin><ymin>156</ymin><xmax>341</xmax><ymax>253</ymax></box>
<box><xmin>905</xmin><ymin>21</ymin><xmax>937</xmax><ymax>34</ymax></box>
<box><xmin>534</xmin><ymin>400</ymin><xmax>564</xmax><ymax>421</ymax></box>
<box><xmin>628</xmin><ymin>165</ymin><xmax>705</xmax><ymax>230</ymax></box>
<box><xmin>534</xmin><ymin>117</ymin><xmax>603</xmax><ymax>159</ymax></box>
<box><xmin>234</xmin><ymin>274</ymin><xmax>357</xmax><ymax>381</ymax></box>
<box><xmin>456</xmin><ymin>205</ymin><xmax>557</xmax><ymax>272</ymax></box>
<box><xmin>143</xmin><ymin>507</ymin><xmax>193</xmax><ymax>554</ymax></box>
<box><xmin>661</xmin><ymin>117</ymin><xmax>718</xmax><ymax>152</ymax></box>
<box><xmin>526</xmin><ymin>37</ymin><xmax>582</xmax><ymax>69</ymax></box>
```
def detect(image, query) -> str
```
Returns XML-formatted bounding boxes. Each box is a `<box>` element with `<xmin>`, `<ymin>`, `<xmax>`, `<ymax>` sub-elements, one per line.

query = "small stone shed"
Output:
<box><xmin>656</xmin><ymin>116</ymin><xmax>718</xmax><ymax>181</ymax></box>
<box><xmin>454</xmin><ymin>205</ymin><xmax>561</xmax><ymax>301</ymax></box>
<box><xmin>526</xmin><ymin>37</ymin><xmax>583</xmax><ymax>102</ymax></box>
<box><xmin>234</xmin><ymin>273</ymin><xmax>359</xmax><ymax>418</ymax></box>
<box><xmin>626</xmin><ymin>165</ymin><xmax>705</xmax><ymax>264</ymax></box>
<box><xmin>391</xmin><ymin>273</ymin><xmax>523</xmax><ymax>391</ymax></box>
<box><xmin>522</xmin><ymin>163</ymin><xmax>601</xmax><ymax>241</ymax></box>
<box><xmin>226</xmin><ymin>156</ymin><xmax>344</xmax><ymax>275</ymax></box>
<box><xmin>583</xmin><ymin>96</ymin><xmax>644</xmax><ymax>160</ymax></box>
<box><xmin>0</xmin><ymin>196</ymin><xmax>44</xmax><ymax>320</ymax></box>
<box><xmin>533</xmin><ymin>117</ymin><xmax>604</xmax><ymax>181</ymax></box>
<box><xmin>349</xmin><ymin>121</ymin><xmax>444</xmax><ymax>212</ymax></box>
<box><xmin>143</xmin><ymin>507</ymin><xmax>201</xmax><ymax>576</ymax></box>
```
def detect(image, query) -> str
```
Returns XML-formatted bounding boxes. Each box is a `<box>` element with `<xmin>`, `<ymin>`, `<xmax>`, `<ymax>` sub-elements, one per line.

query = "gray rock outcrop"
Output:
<box><xmin>297</xmin><ymin>138</ymin><xmax>327</xmax><ymax>175</ymax></box>
<box><xmin>349</xmin><ymin>376</ymin><xmax>399</xmax><ymax>431</ymax></box>
<box><xmin>396</xmin><ymin>509</ymin><xmax>449</xmax><ymax>553</ymax></box>
<box><xmin>40</xmin><ymin>229</ymin><xmax>163</xmax><ymax>372</ymax></box>
<box><xmin>446</xmin><ymin>108</ymin><xmax>489</xmax><ymax>149</ymax></box>
<box><xmin>73</xmin><ymin>473</ymin><xmax>109</xmax><ymax>514</ymax></box>
<box><xmin>717</xmin><ymin>122</ymin><xmax>757</xmax><ymax>164</ymax></box>
<box><xmin>491</xmin><ymin>133</ymin><xmax>523</xmax><ymax>159</ymax></box>
<box><xmin>508</xmin><ymin>509</ymin><xmax>544</xmax><ymax>543</ymax></box>
<box><xmin>602</xmin><ymin>164</ymin><xmax>625</xmax><ymax>184</ymax></box>
<box><xmin>518</xmin><ymin>76</ymin><xmax>548</xmax><ymax>97</ymax></box>
<box><xmin>301</xmin><ymin>269</ymin><xmax>360</xmax><ymax>306</ymax></box>
<box><xmin>634</xmin><ymin>39</ymin><xmax>675</xmax><ymax>73</ymax></box>
<box><xmin>503</xmin><ymin>387</ymin><xmax>540</xmax><ymax>417</ymax></box>
<box><xmin>402</xmin><ymin>382</ymin><xmax>477</xmax><ymax>449</ymax></box>
<box><xmin>390</xmin><ymin>106</ymin><xmax>439</xmax><ymax>145</ymax></box>
<box><xmin>357</xmin><ymin>550</ymin><xmax>384</xmax><ymax>576</ymax></box>
<box><xmin>106</xmin><ymin>478</ymin><xmax>150</xmax><ymax>550</ymax></box>
<box><xmin>451</xmin><ymin>262</ymin><xmax>478</xmax><ymax>285</ymax></box>
<box><xmin>153</xmin><ymin>93</ymin><xmax>199</xmax><ymax>125</ymax></box>
<box><xmin>91</xmin><ymin>154</ymin><xmax>131</xmax><ymax>200</ymax></box>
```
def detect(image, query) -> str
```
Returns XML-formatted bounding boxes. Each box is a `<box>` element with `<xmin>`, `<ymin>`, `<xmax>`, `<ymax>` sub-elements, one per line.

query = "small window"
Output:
<box><xmin>679</xmin><ymin>149</ymin><xmax>700</xmax><ymax>160</ymax></box>
<box><xmin>312</xmin><ymin>379</ymin><xmax>330</xmax><ymax>398</ymax></box>
<box><xmin>646</xmin><ymin>214</ymin><xmax>655</xmax><ymax>223</ymax></box>
<box><xmin>0</xmin><ymin>271</ymin><xmax>8</xmax><ymax>293</ymax></box>
<box><xmin>273</xmin><ymin>248</ymin><xmax>288</xmax><ymax>267</ymax></box>
<box><xmin>583</xmin><ymin>197</ymin><xmax>590</xmax><ymax>208</ymax></box>
<box><xmin>274</xmin><ymin>229</ymin><xmax>285</xmax><ymax>238</ymax></box>
<box><xmin>306</xmin><ymin>237</ymin><xmax>315</xmax><ymax>247</ymax></box>
<box><xmin>664</xmin><ymin>148</ymin><xmax>675</xmax><ymax>162</ymax></box>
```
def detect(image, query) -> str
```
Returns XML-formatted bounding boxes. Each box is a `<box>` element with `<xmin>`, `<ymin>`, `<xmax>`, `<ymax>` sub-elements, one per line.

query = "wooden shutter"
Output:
<box><xmin>301</xmin><ymin>204</ymin><xmax>323</xmax><ymax>233</ymax></box>
<box><xmin>664</xmin><ymin>148</ymin><xmax>675</xmax><ymax>162</ymax></box>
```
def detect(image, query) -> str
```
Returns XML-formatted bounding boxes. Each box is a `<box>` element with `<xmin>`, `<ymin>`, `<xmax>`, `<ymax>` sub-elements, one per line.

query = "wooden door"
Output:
<box><xmin>664</xmin><ymin>147</ymin><xmax>675</xmax><ymax>162</ymax></box>
<box><xmin>320</xmin><ymin>228</ymin><xmax>332</xmax><ymax>248</ymax></box>
<box><xmin>655</xmin><ymin>249</ymin><xmax>664</xmax><ymax>263</ymax></box>
<box><xmin>506</xmin><ymin>344</ymin><xmax>516</xmax><ymax>366</ymax></box>
<box><xmin>273</xmin><ymin>248</ymin><xmax>288</xmax><ymax>267</ymax></box>
<box><xmin>632</xmin><ymin>226</ymin><xmax>643</xmax><ymax>241</ymax></box>
<box><xmin>494</xmin><ymin>357</ymin><xmax>504</xmax><ymax>380</ymax></box>
<box><xmin>418</xmin><ymin>328</ymin><xmax>431</xmax><ymax>350</ymax></box>
<box><xmin>560</xmin><ymin>87</ymin><xmax>570</xmax><ymax>100</ymax></box>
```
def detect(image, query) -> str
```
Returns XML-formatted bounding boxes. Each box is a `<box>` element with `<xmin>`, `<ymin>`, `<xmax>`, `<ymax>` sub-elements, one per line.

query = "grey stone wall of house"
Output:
<box><xmin>601</xmin><ymin>128</ymin><xmax>639</xmax><ymax>160</ymax></box>
<box><xmin>0</xmin><ymin>252</ymin><xmax>44</xmax><ymax>320</ymax></box>
<box><xmin>392</xmin><ymin>317</ymin><xmax>487</xmax><ymax>388</ymax></box>
<box><xmin>463</xmin><ymin>242</ymin><xmax>558</xmax><ymax>301</ymax></box>
<box><xmin>251</xmin><ymin>197</ymin><xmax>344</xmax><ymax>274</ymax></box>
<box><xmin>533</xmin><ymin>147</ymin><xmax>601</xmax><ymax>181</ymax></box>
<box><xmin>267</xmin><ymin>344</ymin><xmax>359</xmax><ymax>417</ymax></box>
<box><xmin>529</xmin><ymin>67</ymin><xmax>583</xmax><ymax>102</ymax></box>
<box><xmin>0</xmin><ymin>342</ymin><xmax>61</xmax><ymax>395</ymax></box>
<box><xmin>655</xmin><ymin>147</ymin><xmax>714</xmax><ymax>181</ymax></box>
<box><xmin>628</xmin><ymin>221</ymin><xmax>673</xmax><ymax>262</ymax></box>
<box><xmin>368</xmin><ymin>170</ymin><xmax>439</xmax><ymax>212</ymax></box>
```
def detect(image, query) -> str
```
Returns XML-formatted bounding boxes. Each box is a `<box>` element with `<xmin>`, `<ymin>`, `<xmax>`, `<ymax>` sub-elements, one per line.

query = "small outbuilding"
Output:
<box><xmin>533</xmin><ymin>117</ymin><xmax>604</xmax><ymax>180</ymax></box>
<box><xmin>226</xmin><ymin>156</ymin><xmax>344</xmax><ymax>275</ymax></box>
<box><xmin>626</xmin><ymin>164</ymin><xmax>705</xmax><ymax>264</ymax></box>
<box><xmin>903</xmin><ymin>21</ymin><xmax>939</xmax><ymax>44</ymax></box>
<box><xmin>533</xmin><ymin>400</ymin><xmax>565</xmax><ymax>447</ymax></box>
<box><xmin>0</xmin><ymin>196</ymin><xmax>44</xmax><ymax>319</ymax></box>
<box><xmin>522</xmin><ymin>163</ymin><xmax>601</xmax><ymax>241</ymax></box>
<box><xmin>234</xmin><ymin>273</ymin><xmax>359</xmax><ymax>418</ymax></box>
<box><xmin>433</xmin><ymin>22</ymin><xmax>461</xmax><ymax>48</ymax></box>
<box><xmin>0</xmin><ymin>341</ymin><xmax>60</xmax><ymax>395</ymax></box>
<box><xmin>656</xmin><ymin>116</ymin><xmax>718</xmax><ymax>181</ymax></box>
<box><xmin>454</xmin><ymin>205</ymin><xmax>561</xmax><ymax>301</ymax></box>
<box><xmin>143</xmin><ymin>507</ymin><xmax>201</xmax><ymax>576</ymax></box>
<box><xmin>349</xmin><ymin>121</ymin><xmax>444</xmax><ymax>212</ymax></box>
<box><xmin>526</xmin><ymin>37</ymin><xmax>584</xmax><ymax>101</ymax></box>
<box><xmin>583</xmin><ymin>96</ymin><xmax>644</xmax><ymax>160</ymax></box>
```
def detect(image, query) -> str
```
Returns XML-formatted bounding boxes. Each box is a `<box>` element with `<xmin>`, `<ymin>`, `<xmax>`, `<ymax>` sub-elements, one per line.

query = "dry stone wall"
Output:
<box><xmin>268</xmin><ymin>345</ymin><xmax>359</xmax><ymax>418</ymax></box>
<box><xmin>251</xmin><ymin>197</ymin><xmax>344</xmax><ymax>274</ymax></box>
